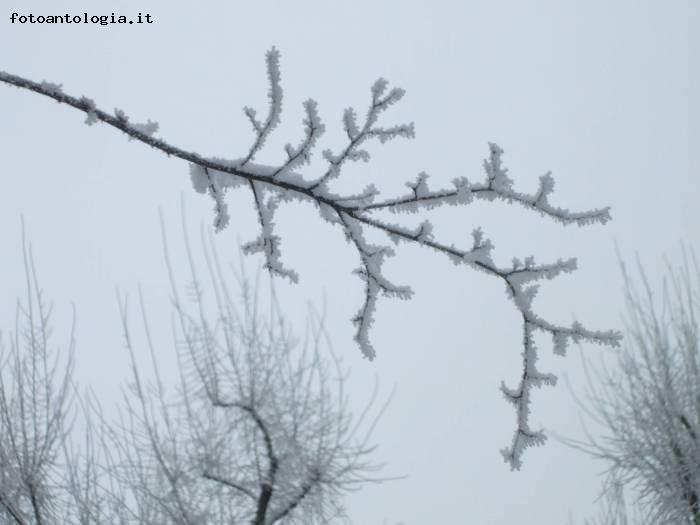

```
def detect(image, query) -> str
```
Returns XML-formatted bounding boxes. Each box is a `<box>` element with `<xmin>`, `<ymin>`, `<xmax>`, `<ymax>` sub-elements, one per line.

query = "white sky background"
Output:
<box><xmin>1</xmin><ymin>1</ymin><xmax>698</xmax><ymax>523</ymax></box>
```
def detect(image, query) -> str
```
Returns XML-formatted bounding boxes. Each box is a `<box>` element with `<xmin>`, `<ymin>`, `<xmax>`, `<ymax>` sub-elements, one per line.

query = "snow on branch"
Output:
<box><xmin>241</xmin><ymin>47</ymin><xmax>283</xmax><ymax>166</ymax></box>
<box><xmin>0</xmin><ymin>49</ymin><xmax>622</xmax><ymax>469</ymax></box>
<box><xmin>242</xmin><ymin>182</ymin><xmax>299</xmax><ymax>283</ymax></box>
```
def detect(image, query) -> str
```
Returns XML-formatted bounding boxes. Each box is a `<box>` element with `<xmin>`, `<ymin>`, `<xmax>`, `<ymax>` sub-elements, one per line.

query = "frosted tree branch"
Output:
<box><xmin>241</xmin><ymin>47</ymin><xmax>284</xmax><ymax>167</ymax></box>
<box><xmin>0</xmin><ymin>49</ymin><xmax>621</xmax><ymax>468</ymax></box>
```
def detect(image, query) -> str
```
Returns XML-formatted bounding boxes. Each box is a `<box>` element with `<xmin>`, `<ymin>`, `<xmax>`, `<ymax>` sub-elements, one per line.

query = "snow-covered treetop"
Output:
<box><xmin>0</xmin><ymin>49</ymin><xmax>621</xmax><ymax>469</ymax></box>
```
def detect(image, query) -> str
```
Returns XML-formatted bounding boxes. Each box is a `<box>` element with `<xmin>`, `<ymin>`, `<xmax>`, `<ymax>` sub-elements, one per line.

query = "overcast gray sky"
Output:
<box><xmin>1</xmin><ymin>1</ymin><xmax>699</xmax><ymax>523</ymax></box>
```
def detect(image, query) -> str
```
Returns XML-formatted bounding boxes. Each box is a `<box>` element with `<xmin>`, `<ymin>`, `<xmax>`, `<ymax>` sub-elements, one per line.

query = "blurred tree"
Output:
<box><xmin>0</xmin><ymin>225</ymin><xmax>76</xmax><ymax>524</ymax></box>
<box><xmin>564</xmin><ymin>248</ymin><xmax>700</xmax><ymax>525</ymax></box>
<box><xmin>0</xmin><ymin>223</ymin><xmax>388</xmax><ymax>524</ymax></box>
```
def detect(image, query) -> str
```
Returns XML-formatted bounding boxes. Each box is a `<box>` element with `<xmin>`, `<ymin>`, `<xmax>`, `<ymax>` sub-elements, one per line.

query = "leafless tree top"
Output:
<box><xmin>562</xmin><ymin>248</ymin><xmax>700</xmax><ymax>524</ymax></box>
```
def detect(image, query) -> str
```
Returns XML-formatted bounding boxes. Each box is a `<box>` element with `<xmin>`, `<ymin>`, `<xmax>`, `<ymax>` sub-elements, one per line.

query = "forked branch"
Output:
<box><xmin>0</xmin><ymin>48</ymin><xmax>622</xmax><ymax>469</ymax></box>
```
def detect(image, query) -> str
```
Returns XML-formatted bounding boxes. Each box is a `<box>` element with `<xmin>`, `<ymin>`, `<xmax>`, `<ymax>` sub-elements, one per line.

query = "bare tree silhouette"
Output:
<box><xmin>563</xmin><ymin>248</ymin><xmax>700</xmax><ymax>524</ymax></box>
<box><xmin>0</xmin><ymin>223</ymin><xmax>388</xmax><ymax>524</ymax></box>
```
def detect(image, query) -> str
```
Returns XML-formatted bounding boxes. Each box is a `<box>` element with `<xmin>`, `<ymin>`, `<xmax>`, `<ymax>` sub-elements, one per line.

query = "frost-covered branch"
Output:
<box><xmin>241</xmin><ymin>48</ymin><xmax>284</xmax><ymax>167</ymax></box>
<box><xmin>242</xmin><ymin>182</ymin><xmax>299</xmax><ymax>283</ymax></box>
<box><xmin>0</xmin><ymin>49</ymin><xmax>621</xmax><ymax>468</ymax></box>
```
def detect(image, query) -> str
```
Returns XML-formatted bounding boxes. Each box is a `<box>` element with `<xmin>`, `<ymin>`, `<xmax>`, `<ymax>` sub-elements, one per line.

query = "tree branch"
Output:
<box><xmin>27</xmin><ymin>481</ymin><xmax>44</xmax><ymax>525</ymax></box>
<box><xmin>202</xmin><ymin>471</ymin><xmax>257</xmax><ymax>501</ymax></box>
<box><xmin>0</xmin><ymin>493</ymin><xmax>28</xmax><ymax>525</ymax></box>
<box><xmin>0</xmin><ymin>50</ymin><xmax>621</xmax><ymax>468</ymax></box>
<box><xmin>269</xmin><ymin>469</ymin><xmax>320</xmax><ymax>524</ymax></box>
<box><xmin>212</xmin><ymin>400</ymin><xmax>279</xmax><ymax>524</ymax></box>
